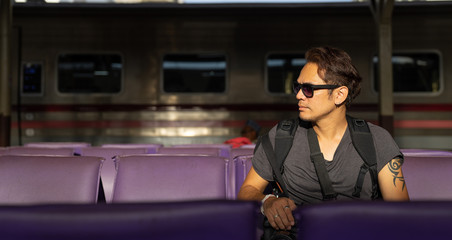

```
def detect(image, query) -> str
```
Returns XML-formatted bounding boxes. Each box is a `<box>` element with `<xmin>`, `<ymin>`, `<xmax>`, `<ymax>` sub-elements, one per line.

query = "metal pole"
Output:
<box><xmin>0</xmin><ymin>0</ymin><xmax>12</xmax><ymax>146</ymax></box>
<box><xmin>370</xmin><ymin>0</ymin><xmax>394</xmax><ymax>136</ymax></box>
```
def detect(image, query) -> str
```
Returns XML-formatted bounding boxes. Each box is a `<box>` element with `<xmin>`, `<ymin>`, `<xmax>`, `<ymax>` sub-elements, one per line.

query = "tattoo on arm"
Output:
<box><xmin>388</xmin><ymin>158</ymin><xmax>406</xmax><ymax>191</ymax></box>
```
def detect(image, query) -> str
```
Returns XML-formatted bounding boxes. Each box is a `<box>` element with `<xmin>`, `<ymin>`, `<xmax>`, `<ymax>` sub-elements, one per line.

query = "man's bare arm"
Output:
<box><xmin>378</xmin><ymin>158</ymin><xmax>409</xmax><ymax>201</ymax></box>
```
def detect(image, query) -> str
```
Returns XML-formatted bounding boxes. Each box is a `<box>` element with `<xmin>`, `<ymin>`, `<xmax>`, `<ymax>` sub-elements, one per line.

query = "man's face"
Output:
<box><xmin>295</xmin><ymin>63</ymin><xmax>337</xmax><ymax>122</ymax></box>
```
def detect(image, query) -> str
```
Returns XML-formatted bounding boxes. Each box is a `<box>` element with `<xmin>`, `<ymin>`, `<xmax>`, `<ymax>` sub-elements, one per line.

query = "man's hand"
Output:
<box><xmin>263</xmin><ymin>196</ymin><xmax>297</xmax><ymax>230</ymax></box>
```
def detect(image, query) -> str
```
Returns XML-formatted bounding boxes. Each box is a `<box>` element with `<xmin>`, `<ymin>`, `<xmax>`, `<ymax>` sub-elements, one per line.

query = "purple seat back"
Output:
<box><xmin>157</xmin><ymin>147</ymin><xmax>222</xmax><ymax>156</ymax></box>
<box><xmin>0</xmin><ymin>200</ymin><xmax>258</xmax><ymax>240</ymax></box>
<box><xmin>112</xmin><ymin>155</ymin><xmax>229</xmax><ymax>203</ymax></box>
<box><xmin>80</xmin><ymin>147</ymin><xmax>148</xmax><ymax>203</ymax></box>
<box><xmin>0</xmin><ymin>155</ymin><xmax>103</xmax><ymax>205</ymax></box>
<box><xmin>234</xmin><ymin>154</ymin><xmax>254</xmax><ymax>198</ymax></box>
<box><xmin>171</xmin><ymin>144</ymin><xmax>232</xmax><ymax>159</ymax></box>
<box><xmin>24</xmin><ymin>142</ymin><xmax>91</xmax><ymax>155</ymax></box>
<box><xmin>230</xmin><ymin>149</ymin><xmax>254</xmax><ymax>198</ymax></box>
<box><xmin>240</xmin><ymin>144</ymin><xmax>256</xmax><ymax>149</ymax></box>
<box><xmin>170</xmin><ymin>144</ymin><xmax>234</xmax><ymax>198</ymax></box>
<box><xmin>101</xmin><ymin>143</ymin><xmax>162</xmax><ymax>154</ymax></box>
<box><xmin>297</xmin><ymin>201</ymin><xmax>452</xmax><ymax>240</ymax></box>
<box><xmin>403</xmin><ymin>155</ymin><xmax>452</xmax><ymax>200</ymax></box>
<box><xmin>232</xmin><ymin>148</ymin><xmax>254</xmax><ymax>158</ymax></box>
<box><xmin>401</xmin><ymin>148</ymin><xmax>452</xmax><ymax>156</ymax></box>
<box><xmin>0</xmin><ymin>147</ymin><xmax>8</xmax><ymax>155</ymax></box>
<box><xmin>6</xmin><ymin>146</ymin><xmax>75</xmax><ymax>156</ymax></box>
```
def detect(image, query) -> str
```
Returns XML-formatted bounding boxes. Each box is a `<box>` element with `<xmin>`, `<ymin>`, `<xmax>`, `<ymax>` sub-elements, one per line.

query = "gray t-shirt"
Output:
<box><xmin>253</xmin><ymin>120</ymin><xmax>402</xmax><ymax>205</ymax></box>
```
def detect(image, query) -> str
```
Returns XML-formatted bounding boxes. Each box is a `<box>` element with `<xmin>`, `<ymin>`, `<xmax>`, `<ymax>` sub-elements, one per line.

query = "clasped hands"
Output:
<box><xmin>262</xmin><ymin>196</ymin><xmax>297</xmax><ymax>230</ymax></box>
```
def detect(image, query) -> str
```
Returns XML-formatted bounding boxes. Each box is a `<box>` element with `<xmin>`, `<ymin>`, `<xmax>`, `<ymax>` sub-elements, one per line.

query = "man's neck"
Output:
<box><xmin>312</xmin><ymin>108</ymin><xmax>348</xmax><ymax>141</ymax></box>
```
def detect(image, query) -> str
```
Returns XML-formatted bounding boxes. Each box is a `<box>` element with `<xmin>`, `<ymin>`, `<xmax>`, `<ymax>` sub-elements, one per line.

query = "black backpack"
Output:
<box><xmin>260</xmin><ymin>115</ymin><xmax>381</xmax><ymax>201</ymax></box>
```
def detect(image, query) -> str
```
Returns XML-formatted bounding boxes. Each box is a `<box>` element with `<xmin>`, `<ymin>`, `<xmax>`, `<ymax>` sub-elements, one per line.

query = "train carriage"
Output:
<box><xmin>10</xmin><ymin>1</ymin><xmax>452</xmax><ymax>149</ymax></box>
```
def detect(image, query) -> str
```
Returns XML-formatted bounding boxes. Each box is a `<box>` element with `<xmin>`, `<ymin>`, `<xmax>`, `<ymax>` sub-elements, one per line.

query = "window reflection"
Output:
<box><xmin>373</xmin><ymin>52</ymin><xmax>441</xmax><ymax>93</ymax></box>
<box><xmin>163</xmin><ymin>54</ymin><xmax>226</xmax><ymax>93</ymax></box>
<box><xmin>58</xmin><ymin>54</ymin><xmax>122</xmax><ymax>94</ymax></box>
<box><xmin>267</xmin><ymin>53</ymin><xmax>305</xmax><ymax>94</ymax></box>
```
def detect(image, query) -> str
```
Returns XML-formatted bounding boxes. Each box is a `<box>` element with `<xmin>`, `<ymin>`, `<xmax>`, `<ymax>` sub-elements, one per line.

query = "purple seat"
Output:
<box><xmin>171</xmin><ymin>144</ymin><xmax>232</xmax><ymax>159</ymax></box>
<box><xmin>401</xmin><ymin>148</ymin><xmax>452</xmax><ymax>156</ymax></box>
<box><xmin>0</xmin><ymin>147</ymin><xmax>8</xmax><ymax>155</ymax></box>
<box><xmin>234</xmin><ymin>154</ymin><xmax>254</xmax><ymax>198</ymax></box>
<box><xmin>101</xmin><ymin>143</ymin><xmax>162</xmax><ymax>154</ymax></box>
<box><xmin>80</xmin><ymin>147</ymin><xmax>148</xmax><ymax>203</ymax></box>
<box><xmin>156</xmin><ymin>147</ymin><xmax>222</xmax><ymax>156</ymax></box>
<box><xmin>232</xmin><ymin>148</ymin><xmax>254</xmax><ymax>158</ymax></box>
<box><xmin>0</xmin><ymin>155</ymin><xmax>103</xmax><ymax>205</ymax></box>
<box><xmin>230</xmin><ymin>148</ymin><xmax>254</xmax><ymax>197</ymax></box>
<box><xmin>24</xmin><ymin>142</ymin><xmax>91</xmax><ymax>155</ymax></box>
<box><xmin>170</xmin><ymin>144</ymin><xmax>234</xmax><ymax>198</ymax></box>
<box><xmin>112</xmin><ymin>154</ymin><xmax>230</xmax><ymax>203</ymax></box>
<box><xmin>5</xmin><ymin>146</ymin><xmax>75</xmax><ymax>156</ymax></box>
<box><xmin>240</xmin><ymin>144</ymin><xmax>256</xmax><ymax>149</ymax></box>
<box><xmin>297</xmin><ymin>201</ymin><xmax>452</xmax><ymax>240</ymax></box>
<box><xmin>403</xmin><ymin>155</ymin><xmax>452</xmax><ymax>200</ymax></box>
<box><xmin>0</xmin><ymin>200</ymin><xmax>258</xmax><ymax>240</ymax></box>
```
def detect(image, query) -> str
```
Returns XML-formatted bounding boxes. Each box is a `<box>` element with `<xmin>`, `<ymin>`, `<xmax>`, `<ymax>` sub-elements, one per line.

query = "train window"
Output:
<box><xmin>21</xmin><ymin>62</ymin><xmax>43</xmax><ymax>96</ymax></box>
<box><xmin>57</xmin><ymin>54</ymin><xmax>122</xmax><ymax>94</ymax></box>
<box><xmin>373</xmin><ymin>52</ymin><xmax>441</xmax><ymax>93</ymax></box>
<box><xmin>162</xmin><ymin>54</ymin><xmax>226</xmax><ymax>93</ymax></box>
<box><xmin>266</xmin><ymin>53</ymin><xmax>305</xmax><ymax>94</ymax></box>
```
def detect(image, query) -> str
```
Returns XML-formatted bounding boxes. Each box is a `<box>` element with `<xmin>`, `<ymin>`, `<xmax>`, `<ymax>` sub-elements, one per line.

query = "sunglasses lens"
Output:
<box><xmin>302</xmin><ymin>85</ymin><xmax>313</xmax><ymax>98</ymax></box>
<box><xmin>293</xmin><ymin>82</ymin><xmax>301</xmax><ymax>94</ymax></box>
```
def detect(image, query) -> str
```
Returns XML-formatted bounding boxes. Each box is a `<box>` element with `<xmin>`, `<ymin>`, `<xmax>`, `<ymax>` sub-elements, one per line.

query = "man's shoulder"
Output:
<box><xmin>367</xmin><ymin>121</ymin><xmax>391</xmax><ymax>135</ymax></box>
<box><xmin>268</xmin><ymin>118</ymin><xmax>309</xmax><ymax>137</ymax></box>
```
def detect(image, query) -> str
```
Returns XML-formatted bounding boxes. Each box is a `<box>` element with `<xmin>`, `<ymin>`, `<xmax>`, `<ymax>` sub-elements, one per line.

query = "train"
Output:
<box><xmin>8</xmin><ymin>1</ymin><xmax>452</xmax><ymax>149</ymax></box>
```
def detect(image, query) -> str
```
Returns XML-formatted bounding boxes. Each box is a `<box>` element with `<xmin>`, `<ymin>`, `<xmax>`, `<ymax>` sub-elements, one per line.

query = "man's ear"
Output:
<box><xmin>334</xmin><ymin>86</ymin><xmax>349</xmax><ymax>106</ymax></box>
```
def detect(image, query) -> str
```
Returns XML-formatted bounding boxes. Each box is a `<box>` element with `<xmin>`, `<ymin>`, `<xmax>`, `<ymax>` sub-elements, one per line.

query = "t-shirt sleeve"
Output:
<box><xmin>369</xmin><ymin>123</ymin><xmax>403</xmax><ymax>172</ymax></box>
<box><xmin>252</xmin><ymin>127</ymin><xmax>277</xmax><ymax>182</ymax></box>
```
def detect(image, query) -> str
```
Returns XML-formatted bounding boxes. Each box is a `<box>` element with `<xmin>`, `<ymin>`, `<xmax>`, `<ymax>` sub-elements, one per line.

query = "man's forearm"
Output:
<box><xmin>237</xmin><ymin>185</ymin><xmax>265</xmax><ymax>201</ymax></box>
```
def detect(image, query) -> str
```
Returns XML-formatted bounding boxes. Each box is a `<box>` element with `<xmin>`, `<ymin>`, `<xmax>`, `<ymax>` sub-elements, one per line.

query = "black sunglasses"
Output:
<box><xmin>292</xmin><ymin>82</ymin><xmax>340</xmax><ymax>98</ymax></box>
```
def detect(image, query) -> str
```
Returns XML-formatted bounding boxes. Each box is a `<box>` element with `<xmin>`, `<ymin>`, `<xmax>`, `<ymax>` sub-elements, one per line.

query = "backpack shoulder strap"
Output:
<box><xmin>307</xmin><ymin>127</ymin><xmax>338</xmax><ymax>200</ymax></box>
<box><xmin>260</xmin><ymin>118</ymin><xmax>298</xmax><ymax>197</ymax></box>
<box><xmin>346</xmin><ymin>115</ymin><xmax>380</xmax><ymax>199</ymax></box>
<box><xmin>274</xmin><ymin>118</ymin><xmax>298</xmax><ymax>173</ymax></box>
<box><xmin>261</xmin><ymin>135</ymin><xmax>289</xmax><ymax>197</ymax></box>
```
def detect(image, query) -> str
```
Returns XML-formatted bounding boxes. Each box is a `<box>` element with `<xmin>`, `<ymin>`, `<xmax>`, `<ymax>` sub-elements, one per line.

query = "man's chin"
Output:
<box><xmin>298</xmin><ymin>113</ymin><xmax>311</xmax><ymax>122</ymax></box>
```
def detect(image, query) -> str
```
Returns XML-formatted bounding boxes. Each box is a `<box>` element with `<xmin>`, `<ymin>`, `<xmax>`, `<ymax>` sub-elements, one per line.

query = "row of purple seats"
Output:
<box><xmin>3</xmin><ymin>195</ymin><xmax>452</xmax><ymax>240</ymax></box>
<box><xmin>0</xmin><ymin>153</ymin><xmax>230</xmax><ymax>205</ymax></box>
<box><xmin>0</xmin><ymin>200</ymin><xmax>259</xmax><ymax>240</ymax></box>
<box><xmin>12</xmin><ymin>142</ymin><xmax>452</xmax><ymax>201</ymax></box>
<box><xmin>4</xmin><ymin>142</ymin><xmax>256</xmax><ymax>202</ymax></box>
<box><xmin>21</xmin><ymin>142</ymin><xmax>163</xmax><ymax>155</ymax></box>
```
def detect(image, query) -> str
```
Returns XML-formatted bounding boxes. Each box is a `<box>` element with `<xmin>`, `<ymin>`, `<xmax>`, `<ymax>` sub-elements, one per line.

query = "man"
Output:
<box><xmin>224</xmin><ymin>120</ymin><xmax>261</xmax><ymax>148</ymax></box>
<box><xmin>237</xmin><ymin>46</ymin><xmax>409</xmax><ymax>232</ymax></box>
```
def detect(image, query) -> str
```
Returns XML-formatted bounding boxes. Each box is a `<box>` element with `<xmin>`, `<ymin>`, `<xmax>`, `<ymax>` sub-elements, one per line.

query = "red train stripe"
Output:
<box><xmin>11</xmin><ymin>103</ymin><xmax>452</xmax><ymax>112</ymax></box>
<box><xmin>11</xmin><ymin>120</ymin><xmax>279</xmax><ymax>129</ymax></box>
<box><xmin>10</xmin><ymin>120</ymin><xmax>452</xmax><ymax>129</ymax></box>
